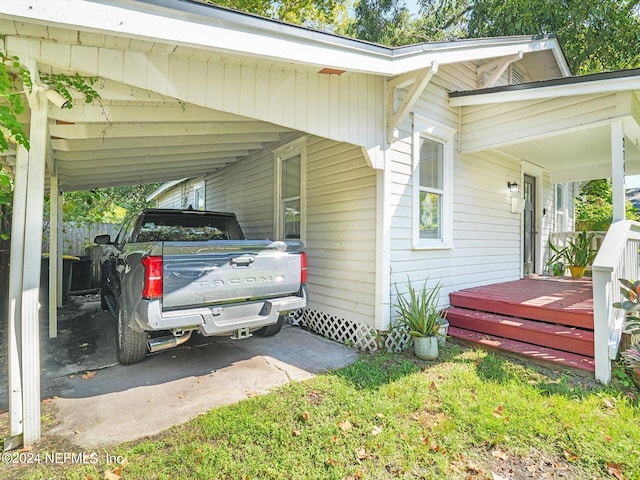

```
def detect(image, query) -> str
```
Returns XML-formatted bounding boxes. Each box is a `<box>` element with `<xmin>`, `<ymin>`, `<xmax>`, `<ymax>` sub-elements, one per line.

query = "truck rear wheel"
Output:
<box><xmin>255</xmin><ymin>314</ymin><xmax>285</xmax><ymax>337</ymax></box>
<box><xmin>117</xmin><ymin>305</ymin><xmax>148</xmax><ymax>365</ymax></box>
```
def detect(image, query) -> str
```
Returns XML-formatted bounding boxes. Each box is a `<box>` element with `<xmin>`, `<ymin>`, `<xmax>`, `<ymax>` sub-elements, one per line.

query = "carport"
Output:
<box><xmin>0</xmin><ymin>0</ymin><xmax>393</xmax><ymax>447</ymax></box>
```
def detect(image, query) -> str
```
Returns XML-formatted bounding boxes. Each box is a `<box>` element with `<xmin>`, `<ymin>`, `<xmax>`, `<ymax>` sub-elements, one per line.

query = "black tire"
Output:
<box><xmin>117</xmin><ymin>304</ymin><xmax>148</xmax><ymax>365</ymax></box>
<box><xmin>254</xmin><ymin>314</ymin><xmax>285</xmax><ymax>337</ymax></box>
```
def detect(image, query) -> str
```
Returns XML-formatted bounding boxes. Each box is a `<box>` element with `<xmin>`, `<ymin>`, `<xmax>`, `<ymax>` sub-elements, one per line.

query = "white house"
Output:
<box><xmin>1</xmin><ymin>0</ymin><xmax>639</xmax><ymax>446</ymax></box>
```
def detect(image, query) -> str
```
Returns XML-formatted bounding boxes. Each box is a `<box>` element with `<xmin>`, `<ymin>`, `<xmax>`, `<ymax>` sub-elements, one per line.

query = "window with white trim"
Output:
<box><xmin>193</xmin><ymin>182</ymin><xmax>205</xmax><ymax>211</ymax></box>
<box><xmin>274</xmin><ymin>139</ymin><xmax>306</xmax><ymax>241</ymax></box>
<box><xmin>413</xmin><ymin>116</ymin><xmax>454</xmax><ymax>249</ymax></box>
<box><xmin>555</xmin><ymin>183</ymin><xmax>567</xmax><ymax>232</ymax></box>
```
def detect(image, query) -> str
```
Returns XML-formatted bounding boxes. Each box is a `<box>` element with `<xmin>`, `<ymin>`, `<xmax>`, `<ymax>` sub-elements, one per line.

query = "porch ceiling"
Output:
<box><xmin>497</xmin><ymin>119</ymin><xmax>640</xmax><ymax>183</ymax></box>
<box><xmin>0</xmin><ymin>78</ymin><xmax>295</xmax><ymax>192</ymax></box>
<box><xmin>453</xmin><ymin>79</ymin><xmax>640</xmax><ymax>183</ymax></box>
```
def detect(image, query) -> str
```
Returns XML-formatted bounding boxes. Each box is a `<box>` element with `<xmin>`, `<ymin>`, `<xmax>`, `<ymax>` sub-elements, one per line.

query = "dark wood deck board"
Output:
<box><xmin>449</xmin><ymin>277</ymin><xmax>593</xmax><ymax>329</ymax></box>
<box><xmin>446</xmin><ymin>307</ymin><xmax>594</xmax><ymax>356</ymax></box>
<box><xmin>449</xmin><ymin>326</ymin><xmax>596</xmax><ymax>372</ymax></box>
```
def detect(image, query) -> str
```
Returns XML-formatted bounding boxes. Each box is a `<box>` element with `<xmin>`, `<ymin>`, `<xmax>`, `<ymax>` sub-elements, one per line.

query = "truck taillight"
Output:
<box><xmin>300</xmin><ymin>252</ymin><xmax>307</xmax><ymax>285</ymax></box>
<box><xmin>142</xmin><ymin>255</ymin><xmax>163</xmax><ymax>299</ymax></box>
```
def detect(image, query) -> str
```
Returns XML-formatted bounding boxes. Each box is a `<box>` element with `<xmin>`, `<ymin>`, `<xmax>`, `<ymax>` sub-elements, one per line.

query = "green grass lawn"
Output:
<box><xmin>3</xmin><ymin>344</ymin><xmax>640</xmax><ymax>480</ymax></box>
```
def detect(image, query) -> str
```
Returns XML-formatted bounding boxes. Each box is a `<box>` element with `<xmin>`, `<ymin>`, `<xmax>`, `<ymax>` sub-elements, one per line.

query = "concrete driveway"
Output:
<box><xmin>1</xmin><ymin>295</ymin><xmax>359</xmax><ymax>448</ymax></box>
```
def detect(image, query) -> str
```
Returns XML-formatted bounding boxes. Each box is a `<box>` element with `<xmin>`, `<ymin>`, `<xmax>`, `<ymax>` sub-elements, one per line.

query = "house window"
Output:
<box><xmin>555</xmin><ymin>183</ymin><xmax>567</xmax><ymax>232</ymax></box>
<box><xmin>193</xmin><ymin>182</ymin><xmax>205</xmax><ymax>210</ymax></box>
<box><xmin>274</xmin><ymin>138</ymin><xmax>306</xmax><ymax>241</ymax></box>
<box><xmin>413</xmin><ymin>115</ymin><xmax>454</xmax><ymax>249</ymax></box>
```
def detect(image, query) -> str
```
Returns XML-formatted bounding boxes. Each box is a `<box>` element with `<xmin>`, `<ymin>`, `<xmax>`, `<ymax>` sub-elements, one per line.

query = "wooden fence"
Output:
<box><xmin>42</xmin><ymin>221</ymin><xmax>120</xmax><ymax>291</ymax></box>
<box><xmin>42</xmin><ymin>221</ymin><xmax>120</xmax><ymax>256</ymax></box>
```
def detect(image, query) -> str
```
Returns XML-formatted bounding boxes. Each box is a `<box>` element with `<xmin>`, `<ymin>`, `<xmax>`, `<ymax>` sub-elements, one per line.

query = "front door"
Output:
<box><xmin>523</xmin><ymin>174</ymin><xmax>536</xmax><ymax>275</ymax></box>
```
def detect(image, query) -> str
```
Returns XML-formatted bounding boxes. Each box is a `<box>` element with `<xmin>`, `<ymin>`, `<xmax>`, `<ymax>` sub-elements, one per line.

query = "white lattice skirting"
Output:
<box><xmin>289</xmin><ymin>308</ymin><xmax>412</xmax><ymax>353</ymax></box>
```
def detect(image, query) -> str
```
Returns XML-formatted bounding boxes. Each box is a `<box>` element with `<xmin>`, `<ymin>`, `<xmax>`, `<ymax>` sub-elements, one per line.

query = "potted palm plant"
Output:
<box><xmin>612</xmin><ymin>278</ymin><xmax>640</xmax><ymax>350</ymax></box>
<box><xmin>548</xmin><ymin>231</ymin><xmax>598</xmax><ymax>278</ymax></box>
<box><xmin>393</xmin><ymin>278</ymin><xmax>445</xmax><ymax>360</ymax></box>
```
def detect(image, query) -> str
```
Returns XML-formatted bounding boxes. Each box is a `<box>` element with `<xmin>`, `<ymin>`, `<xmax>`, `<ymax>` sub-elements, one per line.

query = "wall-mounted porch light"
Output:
<box><xmin>507</xmin><ymin>181</ymin><xmax>519</xmax><ymax>193</ymax></box>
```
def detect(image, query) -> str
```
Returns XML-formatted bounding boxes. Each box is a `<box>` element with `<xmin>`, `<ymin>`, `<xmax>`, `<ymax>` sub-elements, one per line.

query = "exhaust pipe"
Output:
<box><xmin>148</xmin><ymin>331</ymin><xmax>193</xmax><ymax>353</ymax></box>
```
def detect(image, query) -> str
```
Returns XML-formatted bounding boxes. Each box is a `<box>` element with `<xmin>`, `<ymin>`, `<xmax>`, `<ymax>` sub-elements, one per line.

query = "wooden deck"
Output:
<box><xmin>446</xmin><ymin>277</ymin><xmax>595</xmax><ymax>372</ymax></box>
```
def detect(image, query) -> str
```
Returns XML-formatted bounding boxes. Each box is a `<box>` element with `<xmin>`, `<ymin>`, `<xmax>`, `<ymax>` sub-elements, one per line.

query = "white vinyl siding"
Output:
<box><xmin>155</xmin><ymin>188</ymin><xmax>183</xmax><ymax>209</ymax></box>
<box><xmin>305</xmin><ymin>137</ymin><xmax>377</xmax><ymax>325</ymax></box>
<box><xmin>204</xmin><ymin>142</ymin><xmax>279</xmax><ymax>239</ymax></box>
<box><xmin>388</xmin><ymin>75</ymin><xmax>525</xmax><ymax>316</ymax></box>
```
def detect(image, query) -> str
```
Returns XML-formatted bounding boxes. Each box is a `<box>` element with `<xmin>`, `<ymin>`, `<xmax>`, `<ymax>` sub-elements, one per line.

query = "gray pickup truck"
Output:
<box><xmin>95</xmin><ymin>209</ymin><xmax>307</xmax><ymax>365</ymax></box>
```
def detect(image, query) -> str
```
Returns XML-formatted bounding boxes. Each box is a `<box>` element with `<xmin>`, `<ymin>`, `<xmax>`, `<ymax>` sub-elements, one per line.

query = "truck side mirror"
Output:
<box><xmin>94</xmin><ymin>234</ymin><xmax>112</xmax><ymax>245</ymax></box>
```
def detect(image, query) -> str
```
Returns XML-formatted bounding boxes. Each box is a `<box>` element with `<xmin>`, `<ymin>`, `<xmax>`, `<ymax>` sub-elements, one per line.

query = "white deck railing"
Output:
<box><xmin>549</xmin><ymin>231</ymin><xmax>606</xmax><ymax>251</ymax></box>
<box><xmin>591</xmin><ymin>220</ymin><xmax>640</xmax><ymax>383</ymax></box>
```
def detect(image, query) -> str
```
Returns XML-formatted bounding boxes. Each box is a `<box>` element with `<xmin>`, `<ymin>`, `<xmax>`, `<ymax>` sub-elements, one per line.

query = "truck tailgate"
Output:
<box><xmin>161</xmin><ymin>240</ymin><xmax>303</xmax><ymax>310</ymax></box>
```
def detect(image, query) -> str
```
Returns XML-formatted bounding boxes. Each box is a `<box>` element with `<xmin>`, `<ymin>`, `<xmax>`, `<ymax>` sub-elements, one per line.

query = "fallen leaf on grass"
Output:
<box><xmin>492</xmin><ymin>406</ymin><xmax>504</xmax><ymax>418</ymax></box>
<box><xmin>337</xmin><ymin>420</ymin><xmax>352</xmax><ymax>431</ymax></box>
<box><xmin>370</xmin><ymin>426</ymin><xmax>383</xmax><ymax>436</ymax></box>
<box><xmin>292</xmin><ymin>429</ymin><xmax>301</xmax><ymax>437</ymax></box>
<box><xmin>81</xmin><ymin>371</ymin><xmax>96</xmax><ymax>380</ymax></box>
<box><xmin>491</xmin><ymin>449</ymin><xmax>508</xmax><ymax>461</ymax></box>
<box><xmin>563</xmin><ymin>449</ymin><xmax>579</xmax><ymax>462</ymax></box>
<box><xmin>429</xmin><ymin>381</ymin><xmax>438</xmax><ymax>391</ymax></box>
<box><xmin>604</xmin><ymin>435</ymin><xmax>613</xmax><ymax>443</ymax></box>
<box><xmin>246</xmin><ymin>391</ymin><xmax>258</xmax><ymax>398</ymax></box>
<box><xmin>603</xmin><ymin>398</ymin><xmax>616</xmax><ymax>409</ymax></box>
<box><xmin>104</xmin><ymin>466</ymin><xmax>122</xmax><ymax>480</ymax></box>
<box><xmin>607</xmin><ymin>463</ymin><xmax>626</xmax><ymax>480</ymax></box>
<box><xmin>355</xmin><ymin>448</ymin><xmax>370</xmax><ymax>461</ymax></box>
<box><xmin>300</xmin><ymin>411</ymin><xmax>311</xmax><ymax>422</ymax></box>
<box><xmin>326</xmin><ymin>458</ymin><xmax>338</xmax><ymax>466</ymax></box>
<box><xmin>342</xmin><ymin>471</ymin><xmax>364</xmax><ymax>480</ymax></box>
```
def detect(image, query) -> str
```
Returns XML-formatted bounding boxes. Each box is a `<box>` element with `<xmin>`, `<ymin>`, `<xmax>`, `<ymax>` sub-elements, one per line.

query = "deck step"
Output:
<box><xmin>448</xmin><ymin>326</ymin><xmax>595</xmax><ymax>373</ymax></box>
<box><xmin>449</xmin><ymin>283</ymin><xmax>593</xmax><ymax>329</ymax></box>
<box><xmin>446</xmin><ymin>307</ymin><xmax>594</xmax><ymax>357</ymax></box>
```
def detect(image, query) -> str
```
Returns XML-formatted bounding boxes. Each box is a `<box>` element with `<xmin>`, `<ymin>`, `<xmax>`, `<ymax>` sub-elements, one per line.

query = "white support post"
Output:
<box><xmin>375</xmin><ymin>159</ymin><xmax>392</xmax><ymax>332</ymax></box>
<box><xmin>593</xmin><ymin>266</ymin><xmax>614</xmax><ymax>383</ymax></box>
<box><xmin>611</xmin><ymin>119</ymin><xmax>625</xmax><ymax>222</ymax></box>
<box><xmin>21</xmin><ymin>92</ymin><xmax>48</xmax><ymax>446</ymax></box>
<box><xmin>57</xmin><ymin>191</ymin><xmax>63</xmax><ymax>306</ymax></box>
<box><xmin>49</xmin><ymin>175</ymin><xmax>58</xmax><ymax>338</ymax></box>
<box><xmin>6</xmin><ymin>144</ymin><xmax>29</xmax><ymax>446</ymax></box>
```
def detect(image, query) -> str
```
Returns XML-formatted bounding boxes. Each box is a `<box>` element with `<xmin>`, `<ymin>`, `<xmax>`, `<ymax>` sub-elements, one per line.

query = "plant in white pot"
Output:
<box><xmin>393</xmin><ymin>278</ymin><xmax>444</xmax><ymax>360</ymax></box>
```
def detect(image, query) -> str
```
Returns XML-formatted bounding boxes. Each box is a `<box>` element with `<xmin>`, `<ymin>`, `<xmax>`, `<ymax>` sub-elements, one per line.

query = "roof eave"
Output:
<box><xmin>450</xmin><ymin>69</ymin><xmax>640</xmax><ymax>107</ymax></box>
<box><xmin>0</xmin><ymin>0</ymin><xmax>569</xmax><ymax>77</ymax></box>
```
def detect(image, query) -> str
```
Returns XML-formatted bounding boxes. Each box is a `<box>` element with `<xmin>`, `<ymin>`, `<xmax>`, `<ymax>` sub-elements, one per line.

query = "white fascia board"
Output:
<box><xmin>450</xmin><ymin>75</ymin><xmax>640</xmax><ymax>107</ymax></box>
<box><xmin>0</xmin><ymin>0</ymin><xmax>566</xmax><ymax>77</ymax></box>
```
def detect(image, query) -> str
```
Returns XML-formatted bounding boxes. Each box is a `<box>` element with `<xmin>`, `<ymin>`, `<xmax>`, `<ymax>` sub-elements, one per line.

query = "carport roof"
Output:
<box><xmin>0</xmin><ymin>0</ymin><xmax>569</xmax><ymax>192</ymax></box>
